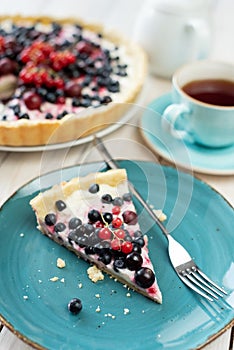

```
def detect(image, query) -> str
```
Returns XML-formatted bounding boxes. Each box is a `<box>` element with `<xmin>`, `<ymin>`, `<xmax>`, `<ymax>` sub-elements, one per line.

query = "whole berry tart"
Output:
<box><xmin>30</xmin><ymin>169</ymin><xmax>162</xmax><ymax>303</ymax></box>
<box><xmin>0</xmin><ymin>15</ymin><xmax>147</xmax><ymax>146</ymax></box>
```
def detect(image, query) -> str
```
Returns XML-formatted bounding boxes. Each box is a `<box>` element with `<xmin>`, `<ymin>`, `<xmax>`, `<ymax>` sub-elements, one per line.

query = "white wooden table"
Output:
<box><xmin>0</xmin><ymin>0</ymin><xmax>233</xmax><ymax>349</ymax></box>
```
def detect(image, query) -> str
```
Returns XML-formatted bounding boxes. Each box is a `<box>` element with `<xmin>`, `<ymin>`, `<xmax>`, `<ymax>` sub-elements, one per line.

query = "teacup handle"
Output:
<box><xmin>162</xmin><ymin>103</ymin><xmax>194</xmax><ymax>143</ymax></box>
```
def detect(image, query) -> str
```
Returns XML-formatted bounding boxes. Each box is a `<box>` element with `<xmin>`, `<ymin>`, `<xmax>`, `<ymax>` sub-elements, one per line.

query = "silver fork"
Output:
<box><xmin>93</xmin><ymin>135</ymin><xmax>228</xmax><ymax>302</ymax></box>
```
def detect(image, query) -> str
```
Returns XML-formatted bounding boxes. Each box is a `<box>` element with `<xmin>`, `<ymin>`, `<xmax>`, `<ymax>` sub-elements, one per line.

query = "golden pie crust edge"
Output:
<box><xmin>0</xmin><ymin>15</ymin><xmax>147</xmax><ymax>147</ymax></box>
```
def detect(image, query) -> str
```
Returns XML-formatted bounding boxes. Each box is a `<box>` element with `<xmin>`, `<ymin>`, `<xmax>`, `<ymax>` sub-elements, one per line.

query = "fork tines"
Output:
<box><xmin>177</xmin><ymin>263</ymin><xmax>227</xmax><ymax>302</ymax></box>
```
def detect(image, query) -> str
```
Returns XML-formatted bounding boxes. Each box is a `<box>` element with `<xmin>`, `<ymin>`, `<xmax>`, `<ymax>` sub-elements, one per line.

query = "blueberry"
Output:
<box><xmin>83</xmin><ymin>223</ymin><xmax>95</xmax><ymax>235</ymax></box>
<box><xmin>101</xmin><ymin>194</ymin><xmax>112</xmax><ymax>204</ymax></box>
<box><xmin>112</xmin><ymin>197</ymin><xmax>123</xmax><ymax>206</ymax></box>
<box><xmin>98</xmin><ymin>252</ymin><xmax>112</xmax><ymax>265</ymax></box>
<box><xmin>45</xmin><ymin>112</ymin><xmax>53</xmax><ymax>119</ymax></box>
<box><xmin>101</xmin><ymin>96</ymin><xmax>112</xmax><ymax>105</ymax></box>
<box><xmin>55</xmin><ymin>200</ymin><xmax>66</xmax><ymax>211</ymax></box>
<box><xmin>68</xmin><ymin>298</ymin><xmax>82</xmax><ymax>314</ymax></box>
<box><xmin>123</xmin><ymin>193</ymin><xmax>132</xmax><ymax>202</ymax></box>
<box><xmin>113</xmin><ymin>258</ymin><xmax>126</xmax><ymax>271</ymax></box>
<box><xmin>69</xmin><ymin>217</ymin><xmax>82</xmax><ymax>229</ymax></box>
<box><xmin>85</xmin><ymin>246</ymin><xmax>96</xmax><ymax>255</ymax></box>
<box><xmin>77</xmin><ymin>235</ymin><xmax>88</xmax><ymax>248</ymax></box>
<box><xmin>88</xmin><ymin>183</ymin><xmax>99</xmax><ymax>194</ymax></box>
<box><xmin>132</xmin><ymin>243</ymin><xmax>142</xmax><ymax>254</ymax></box>
<box><xmin>54</xmin><ymin>222</ymin><xmax>66</xmax><ymax>232</ymax></box>
<box><xmin>19</xmin><ymin>113</ymin><xmax>30</xmax><ymax>119</ymax></box>
<box><xmin>45</xmin><ymin>213</ymin><xmax>56</xmax><ymax>226</ymax></box>
<box><xmin>135</xmin><ymin>267</ymin><xmax>155</xmax><ymax>289</ymax></box>
<box><xmin>46</xmin><ymin>92</ymin><xmax>57</xmax><ymax>103</ymax></box>
<box><xmin>88</xmin><ymin>209</ymin><xmax>101</xmax><ymax>223</ymax></box>
<box><xmin>125</xmin><ymin>252</ymin><xmax>143</xmax><ymax>271</ymax></box>
<box><xmin>102</xmin><ymin>212</ymin><xmax>113</xmax><ymax>224</ymax></box>
<box><xmin>133</xmin><ymin>237</ymin><xmax>145</xmax><ymax>248</ymax></box>
<box><xmin>68</xmin><ymin>230</ymin><xmax>79</xmax><ymax>243</ymax></box>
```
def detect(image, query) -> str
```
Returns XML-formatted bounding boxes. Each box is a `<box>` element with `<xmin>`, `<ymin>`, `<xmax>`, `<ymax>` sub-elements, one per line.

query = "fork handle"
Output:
<box><xmin>93</xmin><ymin>135</ymin><xmax>169</xmax><ymax>238</ymax></box>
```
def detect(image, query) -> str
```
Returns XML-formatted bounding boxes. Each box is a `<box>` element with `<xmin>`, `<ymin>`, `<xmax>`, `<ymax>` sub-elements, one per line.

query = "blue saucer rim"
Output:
<box><xmin>140</xmin><ymin>92</ymin><xmax>234</xmax><ymax>175</ymax></box>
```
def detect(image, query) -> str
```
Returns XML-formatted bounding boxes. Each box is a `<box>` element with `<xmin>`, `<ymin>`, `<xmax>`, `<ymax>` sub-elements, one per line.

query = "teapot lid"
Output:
<box><xmin>150</xmin><ymin>0</ymin><xmax>214</xmax><ymax>14</ymax></box>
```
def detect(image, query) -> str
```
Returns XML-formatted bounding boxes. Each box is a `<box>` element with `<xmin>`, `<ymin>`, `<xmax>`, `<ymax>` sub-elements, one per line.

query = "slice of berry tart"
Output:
<box><xmin>30</xmin><ymin>169</ymin><xmax>162</xmax><ymax>303</ymax></box>
<box><xmin>0</xmin><ymin>15</ymin><xmax>146</xmax><ymax>146</ymax></box>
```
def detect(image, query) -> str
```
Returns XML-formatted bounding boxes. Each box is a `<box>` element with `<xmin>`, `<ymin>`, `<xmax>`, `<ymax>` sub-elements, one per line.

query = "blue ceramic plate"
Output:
<box><xmin>140</xmin><ymin>93</ymin><xmax>234</xmax><ymax>175</ymax></box>
<box><xmin>0</xmin><ymin>161</ymin><xmax>233</xmax><ymax>350</ymax></box>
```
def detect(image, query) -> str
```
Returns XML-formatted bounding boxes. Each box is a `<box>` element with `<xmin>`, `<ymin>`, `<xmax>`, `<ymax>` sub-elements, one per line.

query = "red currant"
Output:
<box><xmin>112</xmin><ymin>206</ymin><xmax>121</xmax><ymax>215</ymax></box>
<box><xmin>121</xmin><ymin>241</ymin><xmax>133</xmax><ymax>254</ymax></box>
<box><xmin>112</xmin><ymin>217</ymin><xmax>122</xmax><ymax>228</ymax></box>
<box><xmin>114</xmin><ymin>229</ymin><xmax>125</xmax><ymax>240</ymax></box>
<box><xmin>98</xmin><ymin>227</ymin><xmax>112</xmax><ymax>240</ymax></box>
<box><xmin>111</xmin><ymin>238</ymin><xmax>121</xmax><ymax>251</ymax></box>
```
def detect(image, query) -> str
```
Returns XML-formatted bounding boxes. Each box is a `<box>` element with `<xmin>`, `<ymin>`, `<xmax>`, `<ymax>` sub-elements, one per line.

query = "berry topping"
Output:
<box><xmin>121</xmin><ymin>241</ymin><xmax>133</xmax><ymax>254</ymax></box>
<box><xmin>45</xmin><ymin>213</ymin><xmax>56</xmax><ymax>226</ymax></box>
<box><xmin>122</xmin><ymin>211</ymin><xmax>138</xmax><ymax>225</ymax></box>
<box><xmin>125</xmin><ymin>252</ymin><xmax>143</xmax><ymax>271</ymax></box>
<box><xmin>102</xmin><ymin>212</ymin><xmax>113</xmax><ymax>224</ymax></box>
<box><xmin>0</xmin><ymin>58</ymin><xmax>17</xmax><ymax>76</ymax></box>
<box><xmin>111</xmin><ymin>238</ymin><xmax>121</xmax><ymax>251</ymax></box>
<box><xmin>65</xmin><ymin>81</ymin><xmax>82</xmax><ymax>98</ymax></box>
<box><xmin>123</xmin><ymin>193</ymin><xmax>132</xmax><ymax>202</ymax></box>
<box><xmin>113</xmin><ymin>258</ymin><xmax>126</xmax><ymax>271</ymax></box>
<box><xmin>112</xmin><ymin>206</ymin><xmax>121</xmax><ymax>215</ymax></box>
<box><xmin>88</xmin><ymin>183</ymin><xmax>99</xmax><ymax>194</ymax></box>
<box><xmin>88</xmin><ymin>209</ymin><xmax>101</xmax><ymax>223</ymax></box>
<box><xmin>54</xmin><ymin>222</ymin><xmax>66</xmax><ymax>232</ymax></box>
<box><xmin>23</xmin><ymin>91</ymin><xmax>42</xmax><ymax>110</ymax></box>
<box><xmin>98</xmin><ymin>227</ymin><xmax>112</xmax><ymax>240</ymax></box>
<box><xmin>68</xmin><ymin>298</ymin><xmax>82</xmax><ymax>314</ymax></box>
<box><xmin>69</xmin><ymin>217</ymin><xmax>82</xmax><ymax>229</ymax></box>
<box><xmin>114</xmin><ymin>228</ymin><xmax>125</xmax><ymax>240</ymax></box>
<box><xmin>134</xmin><ymin>267</ymin><xmax>155</xmax><ymax>289</ymax></box>
<box><xmin>55</xmin><ymin>200</ymin><xmax>66</xmax><ymax>211</ymax></box>
<box><xmin>101</xmin><ymin>194</ymin><xmax>113</xmax><ymax>203</ymax></box>
<box><xmin>113</xmin><ymin>197</ymin><xmax>124</xmax><ymax>206</ymax></box>
<box><xmin>112</xmin><ymin>217</ymin><xmax>123</xmax><ymax>228</ymax></box>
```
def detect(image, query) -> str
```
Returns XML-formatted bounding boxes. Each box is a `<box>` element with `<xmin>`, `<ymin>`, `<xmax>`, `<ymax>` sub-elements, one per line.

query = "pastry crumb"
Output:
<box><xmin>96</xmin><ymin>305</ymin><xmax>101</xmax><ymax>312</ymax></box>
<box><xmin>60</xmin><ymin>278</ymin><xmax>65</xmax><ymax>283</ymax></box>
<box><xmin>19</xmin><ymin>233</ymin><xmax>24</xmax><ymax>237</ymax></box>
<box><xmin>50</xmin><ymin>276</ymin><xmax>59</xmax><ymax>282</ymax></box>
<box><xmin>57</xmin><ymin>258</ymin><xmax>66</xmax><ymax>268</ymax></box>
<box><xmin>123</xmin><ymin>308</ymin><xmax>130</xmax><ymax>315</ymax></box>
<box><xmin>87</xmin><ymin>265</ymin><xmax>104</xmax><ymax>283</ymax></box>
<box><xmin>95</xmin><ymin>294</ymin><xmax>101</xmax><ymax>298</ymax></box>
<box><xmin>23</xmin><ymin>295</ymin><xmax>28</xmax><ymax>300</ymax></box>
<box><xmin>78</xmin><ymin>283</ymin><xmax>83</xmax><ymax>289</ymax></box>
<box><xmin>126</xmin><ymin>292</ymin><xmax>131</xmax><ymax>297</ymax></box>
<box><xmin>153</xmin><ymin>209</ymin><xmax>167</xmax><ymax>222</ymax></box>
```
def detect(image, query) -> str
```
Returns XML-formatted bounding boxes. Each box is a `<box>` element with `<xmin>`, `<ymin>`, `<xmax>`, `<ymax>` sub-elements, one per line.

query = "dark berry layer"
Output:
<box><xmin>42</xmin><ymin>186</ymin><xmax>155</xmax><ymax>290</ymax></box>
<box><xmin>0</xmin><ymin>19</ymin><xmax>129</xmax><ymax>121</ymax></box>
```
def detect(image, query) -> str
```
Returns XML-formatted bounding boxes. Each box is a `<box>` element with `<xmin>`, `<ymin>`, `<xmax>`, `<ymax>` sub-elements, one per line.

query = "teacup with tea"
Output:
<box><xmin>162</xmin><ymin>60</ymin><xmax>234</xmax><ymax>148</ymax></box>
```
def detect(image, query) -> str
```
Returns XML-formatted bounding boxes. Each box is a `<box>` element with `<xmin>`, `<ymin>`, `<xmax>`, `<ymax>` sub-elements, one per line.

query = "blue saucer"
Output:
<box><xmin>140</xmin><ymin>93</ymin><xmax>234</xmax><ymax>175</ymax></box>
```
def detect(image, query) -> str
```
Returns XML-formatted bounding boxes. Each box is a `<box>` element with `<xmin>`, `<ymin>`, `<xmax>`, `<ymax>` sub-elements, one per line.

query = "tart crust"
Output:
<box><xmin>30</xmin><ymin>169</ymin><xmax>162</xmax><ymax>303</ymax></box>
<box><xmin>0</xmin><ymin>15</ymin><xmax>147</xmax><ymax>146</ymax></box>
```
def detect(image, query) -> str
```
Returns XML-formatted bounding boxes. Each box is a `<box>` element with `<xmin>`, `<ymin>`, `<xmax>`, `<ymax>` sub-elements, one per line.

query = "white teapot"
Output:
<box><xmin>133</xmin><ymin>0</ymin><xmax>214</xmax><ymax>78</ymax></box>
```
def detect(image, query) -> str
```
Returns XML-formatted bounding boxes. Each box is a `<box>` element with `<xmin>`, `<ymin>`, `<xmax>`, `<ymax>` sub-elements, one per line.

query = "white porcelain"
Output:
<box><xmin>133</xmin><ymin>0</ymin><xmax>214</xmax><ymax>78</ymax></box>
<box><xmin>162</xmin><ymin>60</ymin><xmax>234</xmax><ymax>148</ymax></box>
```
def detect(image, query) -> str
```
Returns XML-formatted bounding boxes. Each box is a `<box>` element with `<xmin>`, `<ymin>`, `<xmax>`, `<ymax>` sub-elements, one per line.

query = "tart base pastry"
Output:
<box><xmin>30</xmin><ymin>169</ymin><xmax>162</xmax><ymax>303</ymax></box>
<box><xmin>0</xmin><ymin>15</ymin><xmax>147</xmax><ymax>146</ymax></box>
